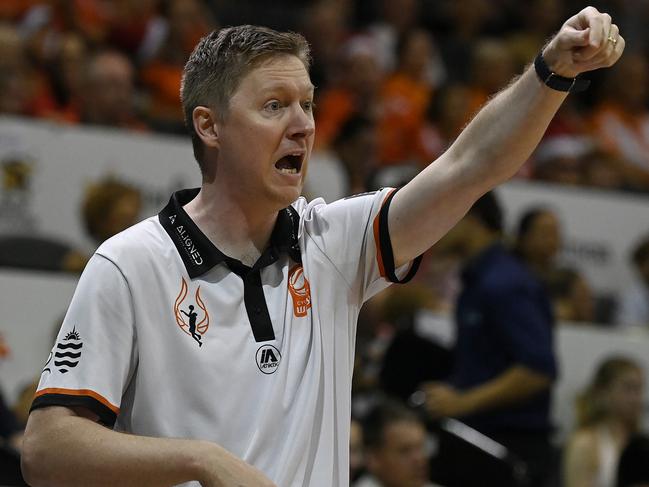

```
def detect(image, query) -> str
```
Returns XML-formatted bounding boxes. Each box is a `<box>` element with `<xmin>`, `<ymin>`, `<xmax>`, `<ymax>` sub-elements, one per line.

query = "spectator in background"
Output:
<box><xmin>0</xmin><ymin>23</ymin><xmax>52</xmax><ymax>118</ymax></box>
<box><xmin>424</xmin><ymin>192</ymin><xmax>557</xmax><ymax>487</ymax></box>
<box><xmin>465</xmin><ymin>38</ymin><xmax>517</xmax><ymax>117</ymax></box>
<box><xmin>435</xmin><ymin>0</ymin><xmax>494</xmax><ymax>83</ymax></box>
<box><xmin>107</xmin><ymin>0</ymin><xmax>160</xmax><ymax>54</ymax></box>
<box><xmin>616</xmin><ymin>235</ymin><xmax>649</xmax><ymax>330</ymax></box>
<box><xmin>515</xmin><ymin>206</ymin><xmax>604</xmax><ymax>322</ymax></box>
<box><xmin>29</xmin><ymin>32</ymin><xmax>89</xmax><ymax>124</ymax></box>
<box><xmin>82</xmin><ymin>176</ymin><xmax>142</xmax><ymax>246</ymax></box>
<box><xmin>514</xmin><ymin>206</ymin><xmax>562</xmax><ymax>285</ymax></box>
<box><xmin>314</xmin><ymin>35</ymin><xmax>384</xmax><ymax>150</ymax></box>
<box><xmin>531</xmin><ymin>137</ymin><xmax>628</xmax><ymax>191</ymax></box>
<box><xmin>140</xmin><ymin>0</ymin><xmax>216</xmax><ymax>133</ymax></box>
<box><xmin>299</xmin><ymin>0</ymin><xmax>352</xmax><ymax>91</ymax></box>
<box><xmin>617</xmin><ymin>434</ymin><xmax>649</xmax><ymax>487</ymax></box>
<box><xmin>580</xmin><ymin>149</ymin><xmax>628</xmax><ymax>192</ymax></box>
<box><xmin>304</xmin><ymin>116</ymin><xmax>378</xmax><ymax>202</ymax></box>
<box><xmin>78</xmin><ymin>50</ymin><xmax>148</xmax><ymax>131</ymax></box>
<box><xmin>549</xmin><ymin>267</ymin><xmax>596</xmax><ymax>324</ymax></box>
<box><xmin>590</xmin><ymin>53</ymin><xmax>649</xmax><ymax>192</ymax></box>
<box><xmin>355</xmin><ymin>398</ymin><xmax>436</xmax><ymax>487</ymax></box>
<box><xmin>377</xmin><ymin>28</ymin><xmax>440</xmax><ymax>167</ymax></box>
<box><xmin>418</xmin><ymin>83</ymin><xmax>473</xmax><ymax>163</ymax></box>
<box><xmin>366</xmin><ymin>0</ymin><xmax>421</xmax><ymax>74</ymax></box>
<box><xmin>564</xmin><ymin>356</ymin><xmax>645</xmax><ymax>487</ymax></box>
<box><xmin>533</xmin><ymin>135</ymin><xmax>594</xmax><ymax>186</ymax></box>
<box><xmin>506</xmin><ymin>0</ymin><xmax>564</xmax><ymax>72</ymax></box>
<box><xmin>21</xmin><ymin>0</ymin><xmax>113</xmax><ymax>48</ymax></box>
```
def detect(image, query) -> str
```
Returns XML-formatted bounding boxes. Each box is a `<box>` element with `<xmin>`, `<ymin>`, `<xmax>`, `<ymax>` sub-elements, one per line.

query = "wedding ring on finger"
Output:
<box><xmin>607</xmin><ymin>35</ymin><xmax>618</xmax><ymax>46</ymax></box>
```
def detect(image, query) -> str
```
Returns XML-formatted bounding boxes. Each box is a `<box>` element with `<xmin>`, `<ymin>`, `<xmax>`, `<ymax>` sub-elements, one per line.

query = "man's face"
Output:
<box><xmin>522</xmin><ymin>211</ymin><xmax>561</xmax><ymax>263</ymax></box>
<box><xmin>87</xmin><ymin>54</ymin><xmax>135</xmax><ymax>124</ymax></box>
<box><xmin>368</xmin><ymin>420</ymin><xmax>429</xmax><ymax>487</ymax></box>
<box><xmin>606</xmin><ymin>367</ymin><xmax>644</xmax><ymax>427</ymax></box>
<box><xmin>215</xmin><ymin>55</ymin><xmax>315</xmax><ymax>210</ymax></box>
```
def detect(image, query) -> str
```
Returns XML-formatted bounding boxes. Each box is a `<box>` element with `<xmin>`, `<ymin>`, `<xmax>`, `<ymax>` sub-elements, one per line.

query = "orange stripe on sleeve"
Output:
<box><xmin>373</xmin><ymin>188</ymin><xmax>397</xmax><ymax>278</ymax></box>
<box><xmin>35</xmin><ymin>388</ymin><xmax>120</xmax><ymax>415</ymax></box>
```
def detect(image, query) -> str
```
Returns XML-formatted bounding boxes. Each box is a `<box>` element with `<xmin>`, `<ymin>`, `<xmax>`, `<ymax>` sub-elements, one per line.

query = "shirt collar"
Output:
<box><xmin>159</xmin><ymin>188</ymin><xmax>301</xmax><ymax>278</ymax></box>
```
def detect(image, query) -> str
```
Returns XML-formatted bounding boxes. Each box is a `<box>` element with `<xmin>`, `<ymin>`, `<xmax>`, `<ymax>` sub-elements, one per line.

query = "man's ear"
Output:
<box><xmin>193</xmin><ymin>106</ymin><xmax>220</xmax><ymax>149</ymax></box>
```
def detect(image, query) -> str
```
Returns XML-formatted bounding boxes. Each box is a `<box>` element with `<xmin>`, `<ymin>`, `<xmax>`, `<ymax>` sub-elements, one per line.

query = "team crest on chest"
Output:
<box><xmin>174</xmin><ymin>277</ymin><xmax>210</xmax><ymax>347</ymax></box>
<box><xmin>288</xmin><ymin>265</ymin><xmax>311</xmax><ymax>317</ymax></box>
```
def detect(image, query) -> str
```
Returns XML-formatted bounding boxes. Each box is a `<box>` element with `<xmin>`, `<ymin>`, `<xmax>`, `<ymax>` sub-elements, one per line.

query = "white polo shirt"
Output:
<box><xmin>32</xmin><ymin>187</ymin><xmax>420</xmax><ymax>487</ymax></box>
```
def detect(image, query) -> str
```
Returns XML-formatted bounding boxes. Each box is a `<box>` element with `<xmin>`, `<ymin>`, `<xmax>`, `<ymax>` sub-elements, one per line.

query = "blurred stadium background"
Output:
<box><xmin>0</xmin><ymin>1</ymin><xmax>648</xmax><ymax>486</ymax></box>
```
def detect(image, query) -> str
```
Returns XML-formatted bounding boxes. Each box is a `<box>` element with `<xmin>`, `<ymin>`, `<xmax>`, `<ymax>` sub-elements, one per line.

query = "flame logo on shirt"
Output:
<box><xmin>288</xmin><ymin>265</ymin><xmax>311</xmax><ymax>317</ymax></box>
<box><xmin>174</xmin><ymin>278</ymin><xmax>210</xmax><ymax>346</ymax></box>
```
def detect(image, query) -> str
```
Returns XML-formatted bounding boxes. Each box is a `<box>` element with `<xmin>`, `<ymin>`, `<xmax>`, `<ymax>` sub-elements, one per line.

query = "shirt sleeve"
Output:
<box><xmin>301</xmin><ymin>188</ymin><xmax>421</xmax><ymax>303</ymax></box>
<box><xmin>30</xmin><ymin>254</ymin><xmax>137</xmax><ymax>427</ymax></box>
<box><xmin>484</xmin><ymin>281</ymin><xmax>557</xmax><ymax>379</ymax></box>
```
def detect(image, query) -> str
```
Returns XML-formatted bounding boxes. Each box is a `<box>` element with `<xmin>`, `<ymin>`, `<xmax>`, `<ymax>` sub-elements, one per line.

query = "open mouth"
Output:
<box><xmin>274</xmin><ymin>154</ymin><xmax>303</xmax><ymax>175</ymax></box>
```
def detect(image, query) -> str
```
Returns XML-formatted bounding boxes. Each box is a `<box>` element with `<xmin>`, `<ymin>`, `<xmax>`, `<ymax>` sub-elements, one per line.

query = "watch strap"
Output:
<box><xmin>534</xmin><ymin>52</ymin><xmax>590</xmax><ymax>93</ymax></box>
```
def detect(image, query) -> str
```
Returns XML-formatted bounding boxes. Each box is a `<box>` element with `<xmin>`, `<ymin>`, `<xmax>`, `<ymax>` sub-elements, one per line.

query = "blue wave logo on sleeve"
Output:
<box><xmin>54</xmin><ymin>327</ymin><xmax>83</xmax><ymax>374</ymax></box>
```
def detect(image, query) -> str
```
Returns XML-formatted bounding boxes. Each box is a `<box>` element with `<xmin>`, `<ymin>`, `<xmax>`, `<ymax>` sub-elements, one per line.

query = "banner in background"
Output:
<box><xmin>499</xmin><ymin>183</ymin><xmax>649</xmax><ymax>297</ymax></box>
<box><xmin>1</xmin><ymin>116</ymin><xmax>648</xmax><ymax>295</ymax></box>
<box><xmin>0</xmin><ymin>116</ymin><xmax>198</xmax><ymax>252</ymax></box>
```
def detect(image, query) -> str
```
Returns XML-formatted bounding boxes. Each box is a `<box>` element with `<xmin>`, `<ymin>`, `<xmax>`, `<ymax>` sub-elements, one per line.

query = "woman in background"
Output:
<box><xmin>564</xmin><ymin>357</ymin><xmax>645</xmax><ymax>487</ymax></box>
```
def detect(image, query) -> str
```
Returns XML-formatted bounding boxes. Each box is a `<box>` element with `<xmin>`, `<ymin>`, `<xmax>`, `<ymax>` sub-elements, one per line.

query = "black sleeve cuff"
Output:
<box><xmin>377</xmin><ymin>188</ymin><xmax>423</xmax><ymax>284</ymax></box>
<box><xmin>30</xmin><ymin>393</ymin><xmax>118</xmax><ymax>428</ymax></box>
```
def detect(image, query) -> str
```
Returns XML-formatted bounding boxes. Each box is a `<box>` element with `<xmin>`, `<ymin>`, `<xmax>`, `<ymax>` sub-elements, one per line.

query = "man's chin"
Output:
<box><xmin>269</xmin><ymin>186</ymin><xmax>302</xmax><ymax>209</ymax></box>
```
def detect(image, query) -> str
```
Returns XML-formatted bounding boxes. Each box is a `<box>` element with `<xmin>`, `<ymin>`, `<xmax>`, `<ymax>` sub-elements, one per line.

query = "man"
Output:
<box><xmin>354</xmin><ymin>399</ymin><xmax>434</xmax><ymax>487</ymax></box>
<box><xmin>79</xmin><ymin>50</ymin><xmax>148</xmax><ymax>131</ymax></box>
<box><xmin>424</xmin><ymin>193</ymin><xmax>557</xmax><ymax>487</ymax></box>
<box><xmin>21</xmin><ymin>8</ymin><xmax>623</xmax><ymax>487</ymax></box>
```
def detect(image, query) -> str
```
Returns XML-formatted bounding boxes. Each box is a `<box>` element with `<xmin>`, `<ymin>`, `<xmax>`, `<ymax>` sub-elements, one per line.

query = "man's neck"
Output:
<box><xmin>183</xmin><ymin>185</ymin><xmax>280</xmax><ymax>266</ymax></box>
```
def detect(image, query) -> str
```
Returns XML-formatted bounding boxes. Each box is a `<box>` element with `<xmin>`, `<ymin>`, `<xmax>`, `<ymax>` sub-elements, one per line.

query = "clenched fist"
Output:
<box><xmin>543</xmin><ymin>6</ymin><xmax>624</xmax><ymax>79</ymax></box>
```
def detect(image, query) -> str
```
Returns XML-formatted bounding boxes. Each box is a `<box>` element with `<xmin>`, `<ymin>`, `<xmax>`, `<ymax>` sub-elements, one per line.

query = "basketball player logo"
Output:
<box><xmin>288</xmin><ymin>265</ymin><xmax>311</xmax><ymax>317</ymax></box>
<box><xmin>174</xmin><ymin>277</ymin><xmax>210</xmax><ymax>347</ymax></box>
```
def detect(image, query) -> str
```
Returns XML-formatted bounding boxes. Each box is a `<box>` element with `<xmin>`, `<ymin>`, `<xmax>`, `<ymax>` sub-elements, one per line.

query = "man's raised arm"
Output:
<box><xmin>390</xmin><ymin>6</ymin><xmax>624</xmax><ymax>267</ymax></box>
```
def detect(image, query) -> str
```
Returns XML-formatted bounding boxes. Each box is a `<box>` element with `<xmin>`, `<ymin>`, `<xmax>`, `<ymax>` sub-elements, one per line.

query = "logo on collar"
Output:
<box><xmin>174</xmin><ymin>277</ymin><xmax>210</xmax><ymax>347</ymax></box>
<box><xmin>169</xmin><ymin>214</ymin><xmax>204</xmax><ymax>266</ymax></box>
<box><xmin>288</xmin><ymin>265</ymin><xmax>311</xmax><ymax>317</ymax></box>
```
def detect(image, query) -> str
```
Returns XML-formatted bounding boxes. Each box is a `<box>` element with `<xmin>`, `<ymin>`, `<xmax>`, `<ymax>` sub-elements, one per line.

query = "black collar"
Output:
<box><xmin>159</xmin><ymin>188</ymin><xmax>302</xmax><ymax>279</ymax></box>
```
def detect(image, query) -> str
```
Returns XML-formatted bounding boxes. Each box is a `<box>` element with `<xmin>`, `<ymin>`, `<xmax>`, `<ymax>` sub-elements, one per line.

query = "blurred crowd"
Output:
<box><xmin>2</xmin><ymin>0</ymin><xmax>649</xmax><ymax>193</ymax></box>
<box><xmin>1</xmin><ymin>1</ymin><xmax>649</xmax><ymax>486</ymax></box>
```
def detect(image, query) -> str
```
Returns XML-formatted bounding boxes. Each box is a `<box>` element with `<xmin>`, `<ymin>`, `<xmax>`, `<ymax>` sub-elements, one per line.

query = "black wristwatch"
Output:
<box><xmin>534</xmin><ymin>52</ymin><xmax>590</xmax><ymax>93</ymax></box>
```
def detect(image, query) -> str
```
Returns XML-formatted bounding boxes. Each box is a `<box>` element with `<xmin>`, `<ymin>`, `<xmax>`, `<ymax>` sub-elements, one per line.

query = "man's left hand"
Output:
<box><xmin>543</xmin><ymin>6</ymin><xmax>624</xmax><ymax>78</ymax></box>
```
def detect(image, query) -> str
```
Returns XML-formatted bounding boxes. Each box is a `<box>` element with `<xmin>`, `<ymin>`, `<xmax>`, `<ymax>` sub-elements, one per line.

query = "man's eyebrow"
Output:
<box><xmin>259</xmin><ymin>82</ymin><xmax>316</xmax><ymax>95</ymax></box>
